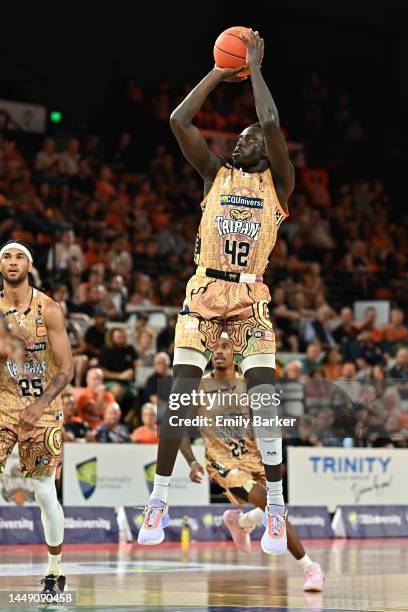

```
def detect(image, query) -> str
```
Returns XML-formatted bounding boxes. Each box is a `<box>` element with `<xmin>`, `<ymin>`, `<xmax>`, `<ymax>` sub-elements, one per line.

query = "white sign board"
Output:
<box><xmin>63</xmin><ymin>443</ymin><xmax>209</xmax><ymax>507</ymax></box>
<box><xmin>0</xmin><ymin>99</ymin><xmax>46</xmax><ymax>133</ymax></box>
<box><xmin>288</xmin><ymin>447</ymin><xmax>408</xmax><ymax>512</ymax></box>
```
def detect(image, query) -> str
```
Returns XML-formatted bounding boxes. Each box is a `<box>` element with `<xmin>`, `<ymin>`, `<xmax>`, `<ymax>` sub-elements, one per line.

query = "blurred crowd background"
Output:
<box><xmin>1</xmin><ymin>39</ymin><xmax>408</xmax><ymax>471</ymax></box>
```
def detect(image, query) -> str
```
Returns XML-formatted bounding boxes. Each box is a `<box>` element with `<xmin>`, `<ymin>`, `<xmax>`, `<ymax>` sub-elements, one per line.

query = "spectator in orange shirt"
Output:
<box><xmin>383</xmin><ymin>308</ymin><xmax>408</xmax><ymax>342</ymax></box>
<box><xmin>323</xmin><ymin>347</ymin><xmax>343</xmax><ymax>380</ymax></box>
<box><xmin>77</xmin><ymin>367</ymin><xmax>116</xmax><ymax>430</ymax></box>
<box><xmin>62</xmin><ymin>392</ymin><xmax>89</xmax><ymax>441</ymax></box>
<box><xmin>131</xmin><ymin>403</ymin><xmax>158</xmax><ymax>444</ymax></box>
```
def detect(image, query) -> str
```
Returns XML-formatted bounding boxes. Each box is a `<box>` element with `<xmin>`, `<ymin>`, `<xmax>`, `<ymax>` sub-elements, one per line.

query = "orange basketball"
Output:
<box><xmin>213</xmin><ymin>26</ymin><xmax>250</xmax><ymax>79</ymax></box>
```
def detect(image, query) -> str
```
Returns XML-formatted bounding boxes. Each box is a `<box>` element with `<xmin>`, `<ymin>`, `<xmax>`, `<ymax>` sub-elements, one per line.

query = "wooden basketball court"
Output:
<box><xmin>0</xmin><ymin>538</ymin><xmax>407</xmax><ymax>611</ymax></box>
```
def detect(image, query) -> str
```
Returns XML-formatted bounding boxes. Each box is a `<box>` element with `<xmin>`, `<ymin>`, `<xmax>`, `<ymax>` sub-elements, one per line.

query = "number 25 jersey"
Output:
<box><xmin>0</xmin><ymin>289</ymin><xmax>63</xmax><ymax>426</ymax></box>
<box><xmin>194</xmin><ymin>165</ymin><xmax>288</xmax><ymax>274</ymax></box>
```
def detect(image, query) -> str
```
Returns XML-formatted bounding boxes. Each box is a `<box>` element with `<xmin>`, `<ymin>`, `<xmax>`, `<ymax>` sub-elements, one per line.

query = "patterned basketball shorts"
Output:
<box><xmin>207</xmin><ymin>462</ymin><xmax>266</xmax><ymax>506</ymax></box>
<box><xmin>0</xmin><ymin>423</ymin><xmax>63</xmax><ymax>479</ymax></box>
<box><xmin>175</xmin><ymin>274</ymin><xmax>276</xmax><ymax>363</ymax></box>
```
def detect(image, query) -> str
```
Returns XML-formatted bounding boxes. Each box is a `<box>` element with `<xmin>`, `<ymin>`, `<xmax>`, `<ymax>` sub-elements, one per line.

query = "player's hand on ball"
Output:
<box><xmin>213</xmin><ymin>65</ymin><xmax>248</xmax><ymax>82</ymax></box>
<box><xmin>19</xmin><ymin>399</ymin><xmax>45</xmax><ymax>431</ymax></box>
<box><xmin>241</xmin><ymin>29</ymin><xmax>264</xmax><ymax>67</ymax></box>
<box><xmin>189</xmin><ymin>461</ymin><xmax>204</xmax><ymax>483</ymax></box>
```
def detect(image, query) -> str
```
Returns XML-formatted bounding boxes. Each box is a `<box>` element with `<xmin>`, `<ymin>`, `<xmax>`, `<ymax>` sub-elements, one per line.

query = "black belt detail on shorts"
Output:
<box><xmin>204</xmin><ymin>268</ymin><xmax>241</xmax><ymax>283</ymax></box>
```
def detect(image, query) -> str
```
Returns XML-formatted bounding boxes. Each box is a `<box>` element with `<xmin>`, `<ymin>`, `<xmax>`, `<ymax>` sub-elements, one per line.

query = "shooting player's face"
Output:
<box><xmin>232</xmin><ymin>126</ymin><xmax>265</xmax><ymax>168</ymax></box>
<box><xmin>0</xmin><ymin>249</ymin><xmax>32</xmax><ymax>285</ymax></box>
<box><xmin>212</xmin><ymin>338</ymin><xmax>234</xmax><ymax>371</ymax></box>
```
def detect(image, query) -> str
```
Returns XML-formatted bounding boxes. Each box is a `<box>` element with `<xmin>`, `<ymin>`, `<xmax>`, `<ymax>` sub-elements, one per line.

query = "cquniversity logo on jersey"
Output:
<box><xmin>220</xmin><ymin>194</ymin><xmax>264</xmax><ymax>209</ymax></box>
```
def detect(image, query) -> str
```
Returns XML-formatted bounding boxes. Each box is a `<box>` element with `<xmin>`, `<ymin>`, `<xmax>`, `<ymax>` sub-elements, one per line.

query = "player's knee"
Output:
<box><xmin>33</xmin><ymin>474</ymin><xmax>58</xmax><ymax>510</ymax></box>
<box><xmin>244</xmin><ymin>366</ymin><xmax>275</xmax><ymax>391</ymax></box>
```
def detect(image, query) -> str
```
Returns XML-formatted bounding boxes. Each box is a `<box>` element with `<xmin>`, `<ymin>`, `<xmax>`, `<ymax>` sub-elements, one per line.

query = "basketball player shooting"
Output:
<box><xmin>0</xmin><ymin>240</ymin><xmax>73</xmax><ymax>595</ymax></box>
<box><xmin>138</xmin><ymin>29</ymin><xmax>294</xmax><ymax>554</ymax></box>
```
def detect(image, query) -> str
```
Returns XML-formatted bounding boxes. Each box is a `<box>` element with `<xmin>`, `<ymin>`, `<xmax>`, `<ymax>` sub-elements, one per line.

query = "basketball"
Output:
<box><xmin>213</xmin><ymin>26</ymin><xmax>250</xmax><ymax>79</ymax></box>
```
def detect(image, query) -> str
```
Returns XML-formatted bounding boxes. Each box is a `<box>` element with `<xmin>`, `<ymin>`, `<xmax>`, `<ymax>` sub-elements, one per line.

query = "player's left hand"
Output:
<box><xmin>19</xmin><ymin>399</ymin><xmax>45</xmax><ymax>431</ymax></box>
<box><xmin>241</xmin><ymin>29</ymin><xmax>264</xmax><ymax>68</ymax></box>
<box><xmin>189</xmin><ymin>461</ymin><xmax>204</xmax><ymax>483</ymax></box>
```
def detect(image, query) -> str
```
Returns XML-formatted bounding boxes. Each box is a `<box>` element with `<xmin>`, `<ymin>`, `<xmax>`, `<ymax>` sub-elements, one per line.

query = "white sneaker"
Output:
<box><xmin>261</xmin><ymin>504</ymin><xmax>287</xmax><ymax>555</ymax></box>
<box><xmin>137</xmin><ymin>498</ymin><xmax>170</xmax><ymax>545</ymax></box>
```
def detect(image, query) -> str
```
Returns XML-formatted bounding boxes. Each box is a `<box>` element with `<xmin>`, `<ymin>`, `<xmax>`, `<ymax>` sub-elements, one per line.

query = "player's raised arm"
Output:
<box><xmin>170</xmin><ymin>66</ymin><xmax>245</xmax><ymax>182</ymax></box>
<box><xmin>243</xmin><ymin>29</ymin><xmax>294</xmax><ymax>207</ymax></box>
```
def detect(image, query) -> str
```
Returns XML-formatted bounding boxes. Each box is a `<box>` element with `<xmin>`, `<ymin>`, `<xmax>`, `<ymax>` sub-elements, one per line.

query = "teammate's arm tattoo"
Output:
<box><xmin>38</xmin><ymin>301</ymin><xmax>74</xmax><ymax>407</ymax></box>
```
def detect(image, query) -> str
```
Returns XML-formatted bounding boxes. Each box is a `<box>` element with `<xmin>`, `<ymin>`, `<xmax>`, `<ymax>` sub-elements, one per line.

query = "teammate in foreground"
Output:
<box><xmin>0</xmin><ymin>240</ymin><xmax>73</xmax><ymax>595</ymax></box>
<box><xmin>138</xmin><ymin>30</ymin><xmax>294</xmax><ymax>554</ymax></box>
<box><xmin>180</xmin><ymin>336</ymin><xmax>324</xmax><ymax>592</ymax></box>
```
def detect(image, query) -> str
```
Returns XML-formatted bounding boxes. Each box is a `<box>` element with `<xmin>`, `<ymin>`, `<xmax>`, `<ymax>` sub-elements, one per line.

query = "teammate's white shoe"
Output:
<box><xmin>303</xmin><ymin>562</ymin><xmax>325</xmax><ymax>592</ymax></box>
<box><xmin>261</xmin><ymin>504</ymin><xmax>287</xmax><ymax>555</ymax></box>
<box><xmin>223</xmin><ymin>509</ymin><xmax>254</xmax><ymax>554</ymax></box>
<box><xmin>137</xmin><ymin>499</ymin><xmax>170</xmax><ymax>545</ymax></box>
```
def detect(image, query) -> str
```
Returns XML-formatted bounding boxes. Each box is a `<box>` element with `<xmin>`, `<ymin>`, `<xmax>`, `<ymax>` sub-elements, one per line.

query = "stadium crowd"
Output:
<box><xmin>0</xmin><ymin>73</ymin><xmax>407</xmax><ymax>454</ymax></box>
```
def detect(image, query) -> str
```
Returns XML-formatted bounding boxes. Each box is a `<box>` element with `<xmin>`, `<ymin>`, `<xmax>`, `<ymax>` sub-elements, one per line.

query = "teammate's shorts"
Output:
<box><xmin>175</xmin><ymin>274</ymin><xmax>275</xmax><ymax>363</ymax></box>
<box><xmin>207</xmin><ymin>462</ymin><xmax>266</xmax><ymax>506</ymax></box>
<box><xmin>0</xmin><ymin>423</ymin><xmax>63</xmax><ymax>479</ymax></box>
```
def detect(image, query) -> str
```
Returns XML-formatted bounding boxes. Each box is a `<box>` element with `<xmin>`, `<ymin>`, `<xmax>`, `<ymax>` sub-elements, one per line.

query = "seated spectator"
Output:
<box><xmin>288</xmin><ymin>415</ymin><xmax>321</xmax><ymax>446</ymax></box>
<box><xmin>131</xmin><ymin>403</ymin><xmax>159</xmax><ymax>444</ymax></box>
<box><xmin>47</xmin><ymin>229</ymin><xmax>86</xmax><ymax>287</ymax></box>
<box><xmin>108</xmin><ymin>235</ymin><xmax>133</xmax><ymax>282</ymax></box>
<box><xmin>389</xmin><ymin>348</ymin><xmax>408</xmax><ymax>400</ymax></box>
<box><xmin>62</xmin><ymin>392</ymin><xmax>89</xmax><ymax>440</ymax></box>
<box><xmin>334</xmin><ymin>362</ymin><xmax>362</xmax><ymax>404</ymax></box>
<box><xmin>304</xmin><ymin>306</ymin><xmax>336</xmax><ymax>347</ymax></box>
<box><xmin>323</xmin><ymin>347</ymin><xmax>343</xmax><ymax>380</ymax></box>
<box><xmin>100</xmin><ymin>328</ymin><xmax>139</xmax><ymax>404</ymax></box>
<box><xmin>84</xmin><ymin>306</ymin><xmax>108</xmax><ymax>360</ymax></box>
<box><xmin>59</xmin><ymin>138</ymin><xmax>80</xmax><ymax>177</ymax></box>
<box><xmin>332</xmin><ymin>307</ymin><xmax>358</xmax><ymax>345</ymax></box>
<box><xmin>94</xmin><ymin>403</ymin><xmax>131</xmax><ymax>443</ymax></box>
<box><xmin>313</xmin><ymin>407</ymin><xmax>338</xmax><ymax>446</ymax></box>
<box><xmin>34</xmin><ymin>137</ymin><xmax>59</xmax><ymax>173</ymax></box>
<box><xmin>300</xmin><ymin>342</ymin><xmax>322</xmax><ymax>375</ymax></box>
<box><xmin>77</xmin><ymin>367</ymin><xmax>116</xmax><ymax>429</ymax></box>
<box><xmin>304</xmin><ymin>368</ymin><xmax>331</xmax><ymax>414</ymax></box>
<box><xmin>383</xmin><ymin>308</ymin><xmax>408</xmax><ymax>349</ymax></box>
<box><xmin>136</xmin><ymin>328</ymin><xmax>156</xmax><ymax>366</ymax></box>
<box><xmin>352</xmin><ymin>330</ymin><xmax>385</xmax><ymax>367</ymax></box>
<box><xmin>75</xmin><ymin>284</ymin><xmax>117</xmax><ymax>319</ymax></box>
<box><xmin>279</xmin><ymin>360</ymin><xmax>305</xmax><ymax>417</ymax></box>
<box><xmin>108</xmin><ymin>274</ymin><xmax>128</xmax><ymax>318</ymax></box>
<box><xmin>143</xmin><ymin>352</ymin><xmax>172</xmax><ymax>418</ymax></box>
<box><xmin>354</xmin><ymin>307</ymin><xmax>383</xmax><ymax>342</ymax></box>
<box><xmin>156</xmin><ymin>315</ymin><xmax>176</xmax><ymax>357</ymax></box>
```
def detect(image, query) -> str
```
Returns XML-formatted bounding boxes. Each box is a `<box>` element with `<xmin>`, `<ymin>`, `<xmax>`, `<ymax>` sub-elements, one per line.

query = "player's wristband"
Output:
<box><xmin>190</xmin><ymin>460</ymin><xmax>200</xmax><ymax>468</ymax></box>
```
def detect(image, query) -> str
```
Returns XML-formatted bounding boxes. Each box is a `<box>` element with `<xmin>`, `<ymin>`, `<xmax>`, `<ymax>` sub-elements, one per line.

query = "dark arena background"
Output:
<box><xmin>0</xmin><ymin>1</ymin><xmax>407</xmax><ymax>611</ymax></box>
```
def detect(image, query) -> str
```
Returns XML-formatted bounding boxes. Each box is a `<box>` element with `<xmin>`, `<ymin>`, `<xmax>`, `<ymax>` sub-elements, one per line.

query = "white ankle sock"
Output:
<box><xmin>238</xmin><ymin>507</ymin><xmax>264</xmax><ymax>528</ymax></box>
<box><xmin>45</xmin><ymin>552</ymin><xmax>62</xmax><ymax>576</ymax></box>
<box><xmin>151</xmin><ymin>474</ymin><xmax>171</xmax><ymax>502</ymax></box>
<box><xmin>297</xmin><ymin>554</ymin><xmax>314</xmax><ymax>569</ymax></box>
<box><xmin>266</xmin><ymin>479</ymin><xmax>284</xmax><ymax>506</ymax></box>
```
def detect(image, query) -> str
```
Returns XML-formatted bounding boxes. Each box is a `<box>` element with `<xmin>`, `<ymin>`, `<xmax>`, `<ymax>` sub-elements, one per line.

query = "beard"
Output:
<box><xmin>2</xmin><ymin>270</ymin><xmax>29</xmax><ymax>286</ymax></box>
